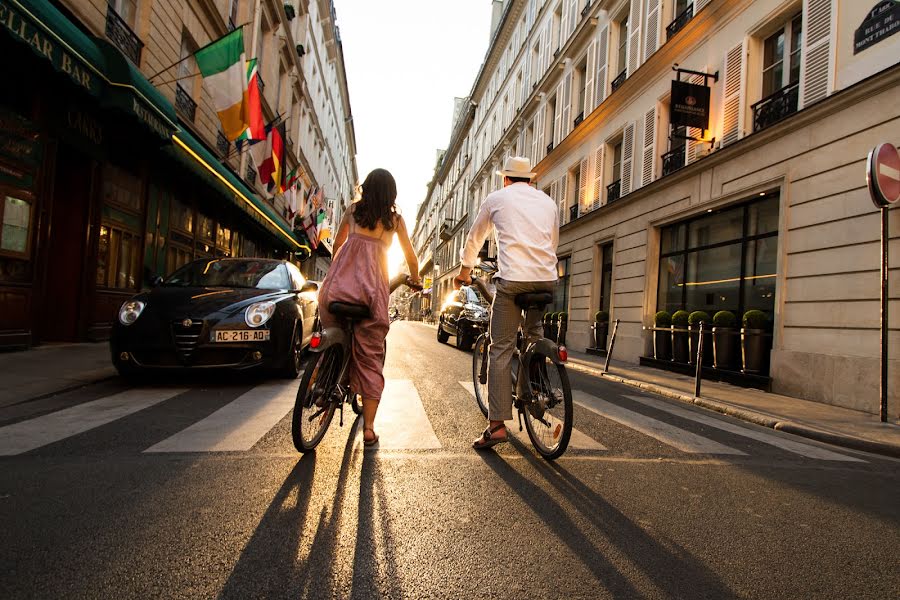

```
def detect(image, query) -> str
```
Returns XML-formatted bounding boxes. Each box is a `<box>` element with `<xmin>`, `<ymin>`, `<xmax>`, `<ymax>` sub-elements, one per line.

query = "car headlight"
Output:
<box><xmin>245</xmin><ymin>301</ymin><xmax>276</xmax><ymax>327</ymax></box>
<box><xmin>118</xmin><ymin>300</ymin><xmax>146</xmax><ymax>326</ymax></box>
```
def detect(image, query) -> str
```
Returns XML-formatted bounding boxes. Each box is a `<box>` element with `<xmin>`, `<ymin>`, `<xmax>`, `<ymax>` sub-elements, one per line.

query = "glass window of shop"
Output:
<box><xmin>657</xmin><ymin>194</ymin><xmax>779</xmax><ymax>319</ymax></box>
<box><xmin>1</xmin><ymin>193</ymin><xmax>33</xmax><ymax>258</ymax></box>
<box><xmin>553</xmin><ymin>256</ymin><xmax>570</xmax><ymax>312</ymax></box>
<box><xmin>96</xmin><ymin>164</ymin><xmax>143</xmax><ymax>290</ymax></box>
<box><xmin>166</xmin><ymin>195</ymin><xmax>194</xmax><ymax>275</ymax></box>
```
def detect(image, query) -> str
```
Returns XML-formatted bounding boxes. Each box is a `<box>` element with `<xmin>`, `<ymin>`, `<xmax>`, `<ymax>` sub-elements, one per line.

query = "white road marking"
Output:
<box><xmin>572</xmin><ymin>390</ymin><xmax>746</xmax><ymax>455</ymax></box>
<box><xmin>458</xmin><ymin>381</ymin><xmax>607</xmax><ymax>450</ymax></box>
<box><xmin>356</xmin><ymin>379</ymin><xmax>441</xmax><ymax>450</ymax></box>
<box><xmin>146</xmin><ymin>381</ymin><xmax>301</xmax><ymax>453</ymax></box>
<box><xmin>0</xmin><ymin>388</ymin><xmax>187</xmax><ymax>456</ymax></box>
<box><xmin>624</xmin><ymin>395</ymin><xmax>864</xmax><ymax>462</ymax></box>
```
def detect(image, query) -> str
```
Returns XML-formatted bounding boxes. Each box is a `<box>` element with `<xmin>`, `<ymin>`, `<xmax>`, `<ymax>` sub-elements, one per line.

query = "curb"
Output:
<box><xmin>2</xmin><ymin>371</ymin><xmax>117</xmax><ymax>408</ymax></box>
<box><xmin>565</xmin><ymin>360</ymin><xmax>900</xmax><ymax>460</ymax></box>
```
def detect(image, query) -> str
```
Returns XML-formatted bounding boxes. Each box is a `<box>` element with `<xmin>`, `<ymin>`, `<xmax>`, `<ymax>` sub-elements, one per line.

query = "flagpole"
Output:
<box><xmin>148</xmin><ymin>22</ymin><xmax>252</xmax><ymax>81</ymax></box>
<box><xmin>240</xmin><ymin>0</ymin><xmax>264</xmax><ymax>181</ymax></box>
<box><xmin>152</xmin><ymin>73</ymin><xmax>203</xmax><ymax>86</ymax></box>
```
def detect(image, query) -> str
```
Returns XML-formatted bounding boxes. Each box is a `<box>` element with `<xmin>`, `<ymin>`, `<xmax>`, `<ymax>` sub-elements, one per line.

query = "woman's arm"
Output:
<box><xmin>332</xmin><ymin>206</ymin><xmax>352</xmax><ymax>256</ymax></box>
<box><xmin>395</xmin><ymin>215</ymin><xmax>420</xmax><ymax>285</ymax></box>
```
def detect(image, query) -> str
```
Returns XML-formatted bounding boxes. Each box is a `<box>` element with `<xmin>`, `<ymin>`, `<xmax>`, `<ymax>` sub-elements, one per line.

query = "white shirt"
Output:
<box><xmin>460</xmin><ymin>182</ymin><xmax>559</xmax><ymax>282</ymax></box>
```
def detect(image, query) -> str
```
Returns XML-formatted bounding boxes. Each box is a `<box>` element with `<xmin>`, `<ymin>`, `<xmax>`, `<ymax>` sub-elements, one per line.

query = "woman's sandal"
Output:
<box><xmin>363</xmin><ymin>427</ymin><xmax>379</xmax><ymax>447</ymax></box>
<box><xmin>472</xmin><ymin>424</ymin><xmax>508</xmax><ymax>450</ymax></box>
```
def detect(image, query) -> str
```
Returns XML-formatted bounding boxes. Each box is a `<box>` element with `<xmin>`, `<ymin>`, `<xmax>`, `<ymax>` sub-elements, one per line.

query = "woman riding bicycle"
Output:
<box><xmin>317</xmin><ymin>168</ymin><xmax>419</xmax><ymax>446</ymax></box>
<box><xmin>454</xmin><ymin>156</ymin><xmax>559</xmax><ymax>450</ymax></box>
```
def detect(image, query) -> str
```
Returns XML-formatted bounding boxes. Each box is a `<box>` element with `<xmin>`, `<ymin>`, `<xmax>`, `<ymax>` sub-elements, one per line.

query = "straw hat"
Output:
<box><xmin>496</xmin><ymin>156</ymin><xmax>536</xmax><ymax>180</ymax></box>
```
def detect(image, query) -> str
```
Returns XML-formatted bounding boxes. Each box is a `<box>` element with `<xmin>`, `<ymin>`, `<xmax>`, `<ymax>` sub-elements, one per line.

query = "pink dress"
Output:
<box><xmin>316</xmin><ymin>219</ymin><xmax>391</xmax><ymax>402</ymax></box>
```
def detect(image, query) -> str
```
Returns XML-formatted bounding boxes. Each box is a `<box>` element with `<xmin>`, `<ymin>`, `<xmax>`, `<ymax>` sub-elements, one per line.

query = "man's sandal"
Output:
<box><xmin>363</xmin><ymin>427</ymin><xmax>379</xmax><ymax>447</ymax></box>
<box><xmin>472</xmin><ymin>424</ymin><xmax>508</xmax><ymax>450</ymax></box>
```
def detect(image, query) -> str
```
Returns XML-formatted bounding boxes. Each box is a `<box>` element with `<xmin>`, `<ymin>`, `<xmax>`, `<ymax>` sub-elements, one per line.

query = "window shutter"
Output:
<box><xmin>561</xmin><ymin>3</ymin><xmax>571</xmax><ymax>47</ymax></box>
<box><xmin>721</xmin><ymin>41</ymin><xmax>746</xmax><ymax>147</ymax></box>
<box><xmin>578</xmin><ymin>155</ymin><xmax>589</xmax><ymax>216</ymax></box>
<box><xmin>535</xmin><ymin>100</ymin><xmax>546</xmax><ymax>160</ymax></box>
<box><xmin>595</xmin><ymin>24</ymin><xmax>609</xmax><ymax>105</ymax></box>
<box><xmin>592</xmin><ymin>145</ymin><xmax>604</xmax><ymax>209</ymax></box>
<box><xmin>542</xmin><ymin>21</ymin><xmax>553</xmax><ymax>72</ymax></box>
<box><xmin>554</xmin><ymin>80</ymin><xmax>564</xmax><ymax>145</ymax></box>
<box><xmin>799</xmin><ymin>0</ymin><xmax>833</xmax><ymax>108</ymax></box>
<box><xmin>561</xmin><ymin>71</ymin><xmax>573</xmax><ymax>138</ymax></box>
<box><xmin>550</xmin><ymin>179</ymin><xmax>561</xmax><ymax>223</ymax></box>
<box><xmin>524</xmin><ymin>47</ymin><xmax>532</xmax><ymax>100</ymax></box>
<box><xmin>644</xmin><ymin>0</ymin><xmax>662</xmax><ymax>59</ymax></box>
<box><xmin>626</xmin><ymin>0</ymin><xmax>643</xmax><ymax>77</ymax></box>
<box><xmin>686</xmin><ymin>71</ymin><xmax>706</xmax><ymax>163</ymax></box>
<box><xmin>641</xmin><ymin>106</ymin><xmax>657</xmax><ymax>187</ymax></box>
<box><xmin>694</xmin><ymin>0</ymin><xmax>712</xmax><ymax>11</ymax></box>
<box><xmin>621</xmin><ymin>121</ymin><xmax>635</xmax><ymax>195</ymax></box>
<box><xmin>567</xmin><ymin>0</ymin><xmax>578</xmax><ymax>38</ymax></box>
<box><xmin>584</xmin><ymin>40</ymin><xmax>596</xmax><ymax>114</ymax></box>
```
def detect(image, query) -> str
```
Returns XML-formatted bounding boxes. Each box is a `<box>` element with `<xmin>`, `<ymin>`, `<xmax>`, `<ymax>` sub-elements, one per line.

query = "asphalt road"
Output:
<box><xmin>1</xmin><ymin>321</ymin><xmax>898</xmax><ymax>599</ymax></box>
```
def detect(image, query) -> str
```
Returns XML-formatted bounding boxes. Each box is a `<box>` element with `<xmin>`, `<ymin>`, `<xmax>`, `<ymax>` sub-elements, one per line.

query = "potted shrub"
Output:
<box><xmin>542</xmin><ymin>312</ymin><xmax>553</xmax><ymax>339</ymax></box>
<box><xmin>592</xmin><ymin>310</ymin><xmax>609</xmax><ymax>350</ymax></box>
<box><xmin>671</xmin><ymin>310</ymin><xmax>690</xmax><ymax>363</ymax></box>
<box><xmin>688</xmin><ymin>311</ymin><xmax>711</xmax><ymax>366</ymax></box>
<box><xmin>653</xmin><ymin>311</ymin><xmax>672</xmax><ymax>360</ymax></box>
<box><xmin>557</xmin><ymin>311</ymin><xmax>569</xmax><ymax>345</ymax></box>
<box><xmin>712</xmin><ymin>310</ymin><xmax>738</xmax><ymax>370</ymax></box>
<box><xmin>741</xmin><ymin>310</ymin><xmax>770</xmax><ymax>374</ymax></box>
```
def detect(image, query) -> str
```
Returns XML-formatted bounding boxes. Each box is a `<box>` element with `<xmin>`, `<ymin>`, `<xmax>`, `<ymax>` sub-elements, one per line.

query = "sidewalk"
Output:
<box><xmin>566</xmin><ymin>349</ymin><xmax>900</xmax><ymax>459</ymax></box>
<box><xmin>0</xmin><ymin>342</ymin><xmax>115</xmax><ymax>409</ymax></box>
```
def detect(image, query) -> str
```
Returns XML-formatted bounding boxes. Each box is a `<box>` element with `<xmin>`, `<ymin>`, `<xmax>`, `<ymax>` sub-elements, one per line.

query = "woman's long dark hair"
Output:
<box><xmin>353</xmin><ymin>168</ymin><xmax>397</xmax><ymax>230</ymax></box>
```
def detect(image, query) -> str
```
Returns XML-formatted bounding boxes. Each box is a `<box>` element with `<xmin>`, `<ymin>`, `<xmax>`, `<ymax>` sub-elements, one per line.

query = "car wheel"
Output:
<box><xmin>437</xmin><ymin>321</ymin><xmax>449</xmax><ymax>343</ymax></box>
<box><xmin>280</xmin><ymin>323</ymin><xmax>303</xmax><ymax>379</ymax></box>
<box><xmin>456</xmin><ymin>329</ymin><xmax>473</xmax><ymax>351</ymax></box>
<box><xmin>113</xmin><ymin>358</ymin><xmax>142</xmax><ymax>383</ymax></box>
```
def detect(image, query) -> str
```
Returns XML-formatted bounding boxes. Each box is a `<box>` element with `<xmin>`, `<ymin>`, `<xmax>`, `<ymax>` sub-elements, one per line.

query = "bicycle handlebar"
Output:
<box><xmin>389</xmin><ymin>273</ymin><xmax>424</xmax><ymax>293</ymax></box>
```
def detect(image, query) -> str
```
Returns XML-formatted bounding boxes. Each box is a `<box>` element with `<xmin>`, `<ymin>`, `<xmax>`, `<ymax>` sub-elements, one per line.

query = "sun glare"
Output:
<box><xmin>387</xmin><ymin>238</ymin><xmax>405</xmax><ymax>277</ymax></box>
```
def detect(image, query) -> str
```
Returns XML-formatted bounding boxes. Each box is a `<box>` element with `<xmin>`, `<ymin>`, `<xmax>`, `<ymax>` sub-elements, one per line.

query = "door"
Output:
<box><xmin>39</xmin><ymin>148</ymin><xmax>92</xmax><ymax>342</ymax></box>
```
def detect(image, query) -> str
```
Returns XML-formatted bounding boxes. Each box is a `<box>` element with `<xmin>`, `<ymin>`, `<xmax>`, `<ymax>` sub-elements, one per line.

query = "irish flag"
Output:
<box><xmin>196</xmin><ymin>29</ymin><xmax>248</xmax><ymax>141</ymax></box>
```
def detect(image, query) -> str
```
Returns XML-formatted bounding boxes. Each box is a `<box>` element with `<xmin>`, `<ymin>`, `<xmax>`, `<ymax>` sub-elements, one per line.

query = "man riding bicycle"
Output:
<box><xmin>454</xmin><ymin>156</ymin><xmax>559</xmax><ymax>450</ymax></box>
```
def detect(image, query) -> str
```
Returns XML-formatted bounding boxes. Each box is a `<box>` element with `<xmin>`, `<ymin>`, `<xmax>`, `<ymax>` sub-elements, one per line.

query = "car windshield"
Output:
<box><xmin>163</xmin><ymin>260</ymin><xmax>289</xmax><ymax>290</ymax></box>
<box><xmin>464</xmin><ymin>287</ymin><xmax>487</xmax><ymax>305</ymax></box>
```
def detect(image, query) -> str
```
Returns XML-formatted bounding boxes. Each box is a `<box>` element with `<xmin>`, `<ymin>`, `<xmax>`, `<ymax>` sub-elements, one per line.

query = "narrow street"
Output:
<box><xmin>1</xmin><ymin>322</ymin><xmax>898</xmax><ymax>599</ymax></box>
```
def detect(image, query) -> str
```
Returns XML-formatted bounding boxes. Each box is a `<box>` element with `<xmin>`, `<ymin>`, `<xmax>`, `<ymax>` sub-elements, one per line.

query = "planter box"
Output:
<box><xmin>653</xmin><ymin>328</ymin><xmax>671</xmax><ymax>360</ymax></box>
<box><xmin>713</xmin><ymin>327</ymin><xmax>739</xmax><ymax>370</ymax></box>
<box><xmin>689</xmin><ymin>324</ymin><xmax>713</xmax><ymax>366</ymax></box>
<box><xmin>741</xmin><ymin>328</ymin><xmax>770</xmax><ymax>374</ymax></box>
<box><xmin>592</xmin><ymin>322</ymin><xmax>608</xmax><ymax>350</ymax></box>
<box><xmin>672</xmin><ymin>327</ymin><xmax>690</xmax><ymax>363</ymax></box>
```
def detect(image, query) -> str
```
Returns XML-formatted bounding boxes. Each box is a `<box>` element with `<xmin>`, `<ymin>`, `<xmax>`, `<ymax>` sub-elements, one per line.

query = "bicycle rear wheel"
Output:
<box><xmin>522</xmin><ymin>354</ymin><xmax>572</xmax><ymax>460</ymax></box>
<box><xmin>472</xmin><ymin>333</ymin><xmax>489</xmax><ymax>418</ymax></box>
<box><xmin>291</xmin><ymin>347</ymin><xmax>342</xmax><ymax>452</ymax></box>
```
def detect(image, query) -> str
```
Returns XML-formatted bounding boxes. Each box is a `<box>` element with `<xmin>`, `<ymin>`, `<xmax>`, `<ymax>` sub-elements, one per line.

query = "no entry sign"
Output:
<box><xmin>867</xmin><ymin>143</ymin><xmax>900</xmax><ymax>207</ymax></box>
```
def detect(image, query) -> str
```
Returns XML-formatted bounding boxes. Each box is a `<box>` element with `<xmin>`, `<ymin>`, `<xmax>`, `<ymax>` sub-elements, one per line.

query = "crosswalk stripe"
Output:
<box><xmin>572</xmin><ymin>390</ymin><xmax>746</xmax><ymax>455</ymax></box>
<box><xmin>624</xmin><ymin>395</ymin><xmax>864</xmax><ymax>462</ymax></box>
<box><xmin>458</xmin><ymin>382</ymin><xmax>607</xmax><ymax>450</ymax></box>
<box><xmin>358</xmin><ymin>379</ymin><xmax>442</xmax><ymax>450</ymax></box>
<box><xmin>145</xmin><ymin>381</ymin><xmax>300</xmax><ymax>453</ymax></box>
<box><xmin>0</xmin><ymin>388</ymin><xmax>187</xmax><ymax>456</ymax></box>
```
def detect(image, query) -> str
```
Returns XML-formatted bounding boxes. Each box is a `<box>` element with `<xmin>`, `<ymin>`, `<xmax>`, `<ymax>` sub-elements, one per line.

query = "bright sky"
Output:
<box><xmin>333</xmin><ymin>0</ymin><xmax>493</xmax><ymax>274</ymax></box>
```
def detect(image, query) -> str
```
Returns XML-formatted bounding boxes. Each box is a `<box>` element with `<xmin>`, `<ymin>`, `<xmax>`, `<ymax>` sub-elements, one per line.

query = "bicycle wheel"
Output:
<box><xmin>291</xmin><ymin>346</ymin><xmax>342</xmax><ymax>452</ymax></box>
<box><xmin>522</xmin><ymin>354</ymin><xmax>573</xmax><ymax>460</ymax></box>
<box><xmin>472</xmin><ymin>333</ymin><xmax>489</xmax><ymax>418</ymax></box>
<box><xmin>350</xmin><ymin>391</ymin><xmax>362</xmax><ymax>414</ymax></box>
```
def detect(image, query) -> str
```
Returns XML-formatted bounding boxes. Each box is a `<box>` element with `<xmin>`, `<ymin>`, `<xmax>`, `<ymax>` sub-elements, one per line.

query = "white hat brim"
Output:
<box><xmin>496</xmin><ymin>170</ymin><xmax>537</xmax><ymax>179</ymax></box>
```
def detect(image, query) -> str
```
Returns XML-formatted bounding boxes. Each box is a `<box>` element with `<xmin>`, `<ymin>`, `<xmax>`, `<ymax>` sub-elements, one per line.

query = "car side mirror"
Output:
<box><xmin>297</xmin><ymin>281</ymin><xmax>318</xmax><ymax>293</ymax></box>
<box><xmin>151</xmin><ymin>275</ymin><xmax>163</xmax><ymax>287</ymax></box>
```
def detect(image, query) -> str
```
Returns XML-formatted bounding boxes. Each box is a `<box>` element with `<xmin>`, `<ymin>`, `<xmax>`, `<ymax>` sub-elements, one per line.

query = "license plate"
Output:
<box><xmin>213</xmin><ymin>330</ymin><xmax>270</xmax><ymax>343</ymax></box>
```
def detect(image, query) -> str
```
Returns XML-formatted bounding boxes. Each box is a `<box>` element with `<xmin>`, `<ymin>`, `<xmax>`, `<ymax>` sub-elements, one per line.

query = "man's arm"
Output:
<box><xmin>455</xmin><ymin>198</ymin><xmax>493</xmax><ymax>288</ymax></box>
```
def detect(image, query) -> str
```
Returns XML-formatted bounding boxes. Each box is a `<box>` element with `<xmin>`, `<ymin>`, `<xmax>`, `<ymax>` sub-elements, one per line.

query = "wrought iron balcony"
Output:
<box><xmin>546</xmin><ymin>142</ymin><xmax>554</xmax><ymax>154</ymax></box>
<box><xmin>554</xmin><ymin>47</ymin><xmax>561</xmax><ymax>59</ymax></box>
<box><xmin>661</xmin><ymin>147</ymin><xmax>686</xmax><ymax>177</ymax></box>
<box><xmin>752</xmin><ymin>82</ymin><xmax>799</xmax><ymax>133</ymax></box>
<box><xmin>666</xmin><ymin>5</ymin><xmax>693</xmax><ymax>40</ymax></box>
<box><xmin>574</xmin><ymin>112</ymin><xmax>584</xmax><ymax>128</ymax></box>
<box><xmin>581</xmin><ymin>1</ymin><xmax>592</xmax><ymax>18</ymax></box>
<box><xmin>246</xmin><ymin>163</ymin><xmax>257</xmax><ymax>185</ymax></box>
<box><xmin>175</xmin><ymin>84</ymin><xmax>197</xmax><ymax>122</ymax></box>
<box><xmin>607</xmin><ymin>179</ymin><xmax>621</xmax><ymax>203</ymax></box>
<box><xmin>217</xmin><ymin>131</ymin><xmax>229</xmax><ymax>156</ymax></box>
<box><xmin>569</xmin><ymin>204</ymin><xmax>578</xmax><ymax>223</ymax></box>
<box><xmin>611</xmin><ymin>69</ymin><xmax>627</xmax><ymax>93</ymax></box>
<box><xmin>257</xmin><ymin>72</ymin><xmax>265</xmax><ymax>93</ymax></box>
<box><xmin>228</xmin><ymin>18</ymin><xmax>237</xmax><ymax>31</ymax></box>
<box><xmin>105</xmin><ymin>7</ymin><xmax>143</xmax><ymax>65</ymax></box>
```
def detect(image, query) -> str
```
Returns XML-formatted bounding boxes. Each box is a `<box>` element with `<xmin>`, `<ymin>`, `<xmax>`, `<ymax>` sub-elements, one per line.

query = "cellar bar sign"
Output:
<box><xmin>854</xmin><ymin>1</ymin><xmax>900</xmax><ymax>54</ymax></box>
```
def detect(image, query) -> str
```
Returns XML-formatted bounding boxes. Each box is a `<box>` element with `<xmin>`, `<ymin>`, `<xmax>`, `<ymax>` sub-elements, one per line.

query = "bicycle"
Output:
<box><xmin>469</xmin><ymin>261</ymin><xmax>573</xmax><ymax>460</ymax></box>
<box><xmin>291</xmin><ymin>273</ymin><xmax>422</xmax><ymax>453</ymax></box>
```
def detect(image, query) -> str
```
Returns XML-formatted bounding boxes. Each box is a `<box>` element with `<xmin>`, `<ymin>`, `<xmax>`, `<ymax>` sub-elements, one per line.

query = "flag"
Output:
<box><xmin>236</xmin><ymin>58</ymin><xmax>265</xmax><ymax>145</ymax></box>
<box><xmin>196</xmin><ymin>29</ymin><xmax>248</xmax><ymax>141</ymax></box>
<box><xmin>303</xmin><ymin>213</ymin><xmax>319</xmax><ymax>249</ymax></box>
<box><xmin>286</xmin><ymin>186</ymin><xmax>301</xmax><ymax>228</ymax></box>
<box><xmin>281</xmin><ymin>166</ymin><xmax>299</xmax><ymax>195</ymax></box>
<box><xmin>258</xmin><ymin>122</ymin><xmax>285</xmax><ymax>192</ymax></box>
<box><xmin>317</xmin><ymin>207</ymin><xmax>332</xmax><ymax>242</ymax></box>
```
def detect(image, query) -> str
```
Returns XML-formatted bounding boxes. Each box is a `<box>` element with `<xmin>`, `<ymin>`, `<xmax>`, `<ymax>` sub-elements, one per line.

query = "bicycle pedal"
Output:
<box><xmin>553</xmin><ymin>423</ymin><xmax>562</xmax><ymax>440</ymax></box>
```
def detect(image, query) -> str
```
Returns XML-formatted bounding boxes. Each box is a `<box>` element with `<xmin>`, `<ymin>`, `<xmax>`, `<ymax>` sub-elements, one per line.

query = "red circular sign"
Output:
<box><xmin>868</xmin><ymin>143</ymin><xmax>900</xmax><ymax>207</ymax></box>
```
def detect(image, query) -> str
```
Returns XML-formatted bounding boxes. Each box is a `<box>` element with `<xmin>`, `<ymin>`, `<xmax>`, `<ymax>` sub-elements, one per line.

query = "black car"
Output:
<box><xmin>437</xmin><ymin>285</ymin><xmax>489</xmax><ymax>350</ymax></box>
<box><xmin>111</xmin><ymin>258</ymin><xmax>319</xmax><ymax>378</ymax></box>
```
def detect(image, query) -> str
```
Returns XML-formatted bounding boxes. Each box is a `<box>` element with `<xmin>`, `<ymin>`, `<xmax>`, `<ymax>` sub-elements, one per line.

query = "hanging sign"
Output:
<box><xmin>854</xmin><ymin>1</ymin><xmax>900</xmax><ymax>54</ymax></box>
<box><xmin>670</xmin><ymin>80</ymin><xmax>710</xmax><ymax>129</ymax></box>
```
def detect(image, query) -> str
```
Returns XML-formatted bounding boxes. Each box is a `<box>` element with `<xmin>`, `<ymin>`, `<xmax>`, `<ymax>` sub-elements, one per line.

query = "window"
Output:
<box><xmin>228</xmin><ymin>0</ymin><xmax>239</xmax><ymax>28</ymax></box>
<box><xmin>616</xmin><ymin>14</ymin><xmax>629</xmax><ymax>77</ymax></box>
<box><xmin>656</xmin><ymin>194</ymin><xmax>779</xmax><ymax>319</ymax></box>
<box><xmin>96</xmin><ymin>225</ymin><xmax>141</xmax><ymax>289</ymax></box>
<box><xmin>575</xmin><ymin>57</ymin><xmax>587</xmax><ymax>122</ymax></box>
<box><xmin>569</xmin><ymin>163</ymin><xmax>581</xmax><ymax>222</ymax></box>
<box><xmin>108</xmin><ymin>0</ymin><xmax>138</xmax><ymax>28</ymax></box>
<box><xmin>612</xmin><ymin>140</ymin><xmax>623</xmax><ymax>184</ymax></box>
<box><xmin>598</xmin><ymin>243</ymin><xmax>613</xmax><ymax>315</ymax></box>
<box><xmin>553</xmin><ymin>256</ymin><xmax>570</xmax><ymax>312</ymax></box>
<box><xmin>0</xmin><ymin>194</ymin><xmax>33</xmax><ymax>257</ymax></box>
<box><xmin>546</xmin><ymin>95</ymin><xmax>557</xmax><ymax>149</ymax></box>
<box><xmin>553</xmin><ymin>3</ymin><xmax>563</xmax><ymax>52</ymax></box>
<box><xmin>762</xmin><ymin>14</ymin><xmax>802</xmax><ymax>98</ymax></box>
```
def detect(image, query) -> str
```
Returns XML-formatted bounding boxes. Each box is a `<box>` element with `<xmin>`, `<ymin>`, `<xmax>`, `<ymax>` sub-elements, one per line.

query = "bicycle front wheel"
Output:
<box><xmin>291</xmin><ymin>347</ymin><xmax>341</xmax><ymax>452</ymax></box>
<box><xmin>472</xmin><ymin>333</ymin><xmax>489</xmax><ymax>418</ymax></box>
<box><xmin>522</xmin><ymin>354</ymin><xmax>573</xmax><ymax>460</ymax></box>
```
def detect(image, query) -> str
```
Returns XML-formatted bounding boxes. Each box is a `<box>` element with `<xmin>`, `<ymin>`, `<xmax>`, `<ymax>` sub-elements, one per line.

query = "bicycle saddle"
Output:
<box><xmin>514</xmin><ymin>292</ymin><xmax>553</xmax><ymax>309</ymax></box>
<box><xmin>329</xmin><ymin>302</ymin><xmax>371</xmax><ymax>320</ymax></box>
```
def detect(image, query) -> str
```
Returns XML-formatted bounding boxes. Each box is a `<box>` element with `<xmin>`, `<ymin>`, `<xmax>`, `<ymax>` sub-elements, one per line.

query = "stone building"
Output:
<box><xmin>0</xmin><ymin>0</ymin><xmax>357</xmax><ymax>347</ymax></box>
<box><xmin>411</xmin><ymin>0</ymin><xmax>899</xmax><ymax>415</ymax></box>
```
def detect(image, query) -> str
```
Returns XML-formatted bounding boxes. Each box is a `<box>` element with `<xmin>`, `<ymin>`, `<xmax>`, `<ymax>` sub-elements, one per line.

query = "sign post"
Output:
<box><xmin>866</xmin><ymin>143</ymin><xmax>900</xmax><ymax>422</ymax></box>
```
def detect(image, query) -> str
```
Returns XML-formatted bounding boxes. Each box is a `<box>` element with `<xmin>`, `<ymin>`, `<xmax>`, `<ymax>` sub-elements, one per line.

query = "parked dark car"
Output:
<box><xmin>437</xmin><ymin>285</ymin><xmax>489</xmax><ymax>350</ymax></box>
<box><xmin>111</xmin><ymin>258</ymin><xmax>319</xmax><ymax>378</ymax></box>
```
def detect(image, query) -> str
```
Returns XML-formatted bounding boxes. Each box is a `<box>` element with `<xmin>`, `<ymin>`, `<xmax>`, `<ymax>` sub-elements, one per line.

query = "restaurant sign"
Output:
<box><xmin>669</xmin><ymin>80</ymin><xmax>710</xmax><ymax>130</ymax></box>
<box><xmin>854</xmin><ymin>1</ymin><xmax>900</xmax><ymax>54</ymax></box>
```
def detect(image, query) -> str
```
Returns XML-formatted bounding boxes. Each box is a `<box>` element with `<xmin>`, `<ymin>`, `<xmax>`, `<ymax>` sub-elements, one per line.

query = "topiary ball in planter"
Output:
<box><xmin>713</xmin><ymin>310</ymin><xmax>737</xmax><ymax>328</ymax></box>
<box><xmin>672</xmin><ymin>310</ymin><xmax>690</xmax><ymax>328</ymax></box>
<box><xmin>654</xmin><ymin>311</ymin><xmax>672</xmax><ymax>327</ymax></box>
<box><xmin>592</xmin><ymin>311</ymin><xmax>609</xmax><ymax>350</ymax></box>
<box><xmin>558</xmin><ymin>311</ymin><xmax>568</xmax><ymax>322</ymax></box>
<box><xmin>688</xmin><ymin>311</ymin><xmax>712</xmax><ymax>366</ymax></box>
<box><xmin>595</xmin><ymin>310</ymin><xmax>609</xmax><ymax>323</ymax></box>
<box><xmin>712</xmin><ymin>311</ymin><xmax>738</xmax><ymax>370</ymax></box>
<box><xmin>688</xmin><ymin>311</ymin><xmax>710</xmax><ymax>326</ymax></box>
<box><xmin>557</xmin><ymin>311</ymin><xmax>569</xmax><ymax>345</ymax></box>
<box><xmin>653</xmin><ymin>311</ymin><xmax>672</xmax><ymax>360</ymax></box>
<box><xmin>743</xmin><ymin>309</ymin><xmax>768</xmax><ymax>329</ymax></box>
<box><xmin>741</xmin><ymin>310</ymin><xmax>770</xmax><ymax>374</ymax></box>
<box><xmin>671</xmin><ymin>310</ymin><xmax>690</xmax><ymax>363</ymax></box>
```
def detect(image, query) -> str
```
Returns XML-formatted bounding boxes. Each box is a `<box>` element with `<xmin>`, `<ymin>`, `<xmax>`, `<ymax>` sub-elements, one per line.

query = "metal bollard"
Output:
<box><xmin>694</xmin><ymin>322</ymin><xmax>704</xmax><ymax>398</ymax></box>
<box><xmin>603</xmin><ymin>319</ymin><xmax>620</xmax><ymax>374</ymax></box>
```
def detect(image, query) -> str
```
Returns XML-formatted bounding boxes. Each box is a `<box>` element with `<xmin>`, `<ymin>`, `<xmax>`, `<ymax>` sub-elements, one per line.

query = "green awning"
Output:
<box><xmin>167</xmin><ymin>130</ymin><xmax>302</xmax><ymax>250</ymax></box>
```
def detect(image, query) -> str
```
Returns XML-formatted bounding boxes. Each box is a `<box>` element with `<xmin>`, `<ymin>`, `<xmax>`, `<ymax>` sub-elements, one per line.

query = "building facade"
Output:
<box><xmin>412</xmin><ymin>0</ymin><xmax>899</xmax><ymax>415</ymax></box>
<box><xmin>0</xmin><ymin>0</ymin><xmax>357</xmax><ymax>348</ymax></box>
